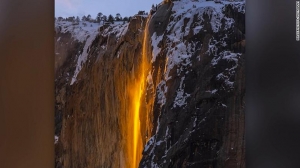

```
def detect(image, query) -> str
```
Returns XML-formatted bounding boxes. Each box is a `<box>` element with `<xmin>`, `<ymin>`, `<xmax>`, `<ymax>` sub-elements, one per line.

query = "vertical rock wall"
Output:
<box><xmin>140</xmin><ymin>1</ymin><xmax>245</xmax><ymax>167</ymax></box>
<box><xmin>55</xmin><ymin>16</ymin><xmax>150</xmax><ymax>168</ymax></box>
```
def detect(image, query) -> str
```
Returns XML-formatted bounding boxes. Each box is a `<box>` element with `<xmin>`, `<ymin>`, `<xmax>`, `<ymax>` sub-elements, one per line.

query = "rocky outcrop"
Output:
<box><xmin>55</xmin><ymin>16</ymin><xmax>150</xmax><ymax>168</ymax></box>
<box><xmin>140</xmin><ymin>1</ymin><xmax>245</xmax><ymax>167</ymax></box>
<box><xmin>55</xmin><ymin>0</ymin><xmax>245</xmax><ymax>167</ymax></box>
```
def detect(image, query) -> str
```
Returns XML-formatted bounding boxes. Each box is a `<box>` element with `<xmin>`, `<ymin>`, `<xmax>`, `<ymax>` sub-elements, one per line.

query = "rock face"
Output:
<box><xmin>55</xmin><ymin>17</ymin><xmax>147</xmax><ymax>168</ymax></box>
<box><xmin>55</xmin><ymin>0</ymin><xmax>245</xmax><ymax>168</ymax></box>
<box><xmin>140</xmin><ymin>1</ymin><xmax>245</xmax><ymax>167</ymax></box>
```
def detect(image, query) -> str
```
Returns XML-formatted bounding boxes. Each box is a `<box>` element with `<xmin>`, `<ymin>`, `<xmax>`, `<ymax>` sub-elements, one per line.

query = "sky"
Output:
<box><xmin>55</xmin><ymin>0</ymin><xmax>163</xmax><ymax>19</ymax></box>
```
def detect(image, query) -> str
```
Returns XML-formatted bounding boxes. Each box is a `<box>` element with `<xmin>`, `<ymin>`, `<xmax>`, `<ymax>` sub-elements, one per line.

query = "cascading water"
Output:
<box><xmin>128</xmin><ymin>16</ymin><xmax>150</xmax><ymax>168</ymax></box>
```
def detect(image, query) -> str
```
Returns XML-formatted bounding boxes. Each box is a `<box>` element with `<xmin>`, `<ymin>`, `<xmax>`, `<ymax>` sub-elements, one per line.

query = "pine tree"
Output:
<box><xmin>57</xmin><ymin>17</ymin><xmax>63</xmax><ymax>21</ymax></box>
<box><xmin>87</xmin><ymin>14</ymin><xmax>91</xmax><ymax>22</ymax></box>
<box><xmin>82</xmin><ymin>15</ymin><xmax>87</xmax><ymax>21</ymax></box>
<box><xmin>108</xmin><ymin>14</ymin><xmax>114</xmax><ymax>24</ymax></box>
<box><xmin>138</xmin><ymin>11</ymin><xmax>145</xmax><ymax>15</ymax></box>
<box><xmin>115</xmin><ymin>13</ymin><xmax>121</xmax><ymax>21</ymax></box>
<box><xmin>66</xmin><ymin>16</ymin><xmax>75</xmax><ymax>22</ymax></box>
<box><xmin>102</xmin><ymin>15</ymin><xmax>107</xmax><ymax>22</ymax></box>
<box><xmin>123</xmin><ymin>17</ymin><xmax>129</xmax><ymax>22</ymax></box>
<box><xmin>76</xmin><ymin>16</ymin><xmax>80</xmax><ymax>22</ymax></box>
<box><xmin>97</xmin><ymin>12</ymin><xmax>103</xmax><ymax>24</ymax></box>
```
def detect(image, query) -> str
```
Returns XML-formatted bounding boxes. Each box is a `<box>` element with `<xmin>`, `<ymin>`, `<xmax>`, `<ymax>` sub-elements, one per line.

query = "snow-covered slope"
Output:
<box><xmin>150</xmin><ymin>0</ymin><xmax>245</xmax><ymax>108</ymax></box>
<box><xmin>55</xmin><ymin>21</ymin><xmax>129</xmax><ymax>85</ymax></box>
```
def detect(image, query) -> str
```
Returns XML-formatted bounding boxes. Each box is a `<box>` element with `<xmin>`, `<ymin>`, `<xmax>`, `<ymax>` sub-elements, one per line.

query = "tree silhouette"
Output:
<box><xmin>82</xmin><ymin>15</ymin><xmax>87</xmax><ymax>21</ymax></box>
<box><xmin>102</xmin><ymin>15</ymin><xmax>107</xmax><ymax>22</ymax></box>
<box><xmin>115</xmin><ymin>13</ymin><xmax>121</xmax><ymax>21</ymax></box>
<box><xmin>76</xmin><ymin>16</ymin><xmax>80</xmax><ymax>22</ymax></box>
<box><xmin>66</xmin><ymin>16</ymin><xmax>75</xmax><ymax>22</ymax></box>
<box><xmin>87</xmin><ymin>14</ymin><xmax>91</xmax><ymax>22</ymax></box>
<box><xmin>57</xmin><ymin>17</ymin><xmax>63</xmax><ymax>21</ymax></box>
<box><xmin>138</xmin><ymin>11</ymin><xmax>145</xmax><ymax>15</ymax></box>
<box><xmin>108</xmin><ymin>14</ymin><xmax>114</xmax><ymax>24</ymax></box>
<box><xmin>123</xmin><ymin>17</ymin><xmax>129</xmax><ymax>22</ymax></box>
<box><xmin>97</xmin><ymin>12</ymin><xmax>103</xmax><ymax>24</ymax></box>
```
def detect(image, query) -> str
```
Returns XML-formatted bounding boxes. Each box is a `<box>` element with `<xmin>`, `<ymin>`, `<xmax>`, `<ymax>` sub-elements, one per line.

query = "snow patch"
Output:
<box><xmin>144</xmin><ymin>136</ymin><xmax>155</xmax><ymax>152</ymax></box>
<box><xmin>151</xmin><ymin>32</ymin><xmax>163</xmax><ymax>63</ymax></box>
<box><xmin>55</xmin><ymin>21</ymin><xmax>100</xmax><ymax>42</ymax></box>
<box><xmin>70</xmin><ymin>31</ymin><xmax>98</xmax><ymax>85</ymax></box>
<box><xmin>55</xmin><ymin>135</ymin><xmax>59</xmax><ymax>144</ymax></box>
<box><xmin>156</xmin><ymin>81</ymin><xmax>168</xmax><ymax>105</ymax></box>
<box><xmin>173</xmin><ymin>76</ymin><xmax>190</xmax><ymax>108</ymax></box>
<box><xmin>102</xmin><ymin>23</ymin><xmax>129</xmax><ymax>41</ymax></box>
<box><xmin>63</xmin><ymin>21</ymin><xmax>129</xmax><ymax>85</ymax></box>
<box><xmin>212</xmin><ymin>51</ymin><xmax>242</xmax><ymax>88</ymax></box>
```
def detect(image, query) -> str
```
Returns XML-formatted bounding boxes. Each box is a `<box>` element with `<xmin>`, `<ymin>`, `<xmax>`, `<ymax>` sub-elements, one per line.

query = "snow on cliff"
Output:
<box><xmin>142</xmin><ymin>0</ymin><xmax>245</xmax><ymax>166</ymax></box>
<box><xmin>151</xmin><ymin>0</ymin><xmax>245</xmax><ymax>108</ymax></box>
<box><xmin>55</xmin><ymin>21</ymin><xmax>129</xmax><ymax>85</ymax></box>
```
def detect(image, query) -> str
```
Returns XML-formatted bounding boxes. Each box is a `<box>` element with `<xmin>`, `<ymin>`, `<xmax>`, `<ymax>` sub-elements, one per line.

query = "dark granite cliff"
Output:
<box><xmin>55</xmin><ymin>0</ymin><xmax>245</xmax><ymax>167</ymax></box>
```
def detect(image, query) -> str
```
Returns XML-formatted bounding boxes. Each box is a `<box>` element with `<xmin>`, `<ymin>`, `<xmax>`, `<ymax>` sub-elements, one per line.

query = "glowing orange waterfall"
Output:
<box><xmin>127</xmin><ymin>16</ymin><xmax>150</xmax><ymax>168</ymax></box>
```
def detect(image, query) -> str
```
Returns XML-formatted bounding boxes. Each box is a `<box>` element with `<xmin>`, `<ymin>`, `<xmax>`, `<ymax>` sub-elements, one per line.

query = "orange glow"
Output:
<box><xmin>133</xmin><ymin>82</ymin><xmax>142</xmax><ymax>168</ymax></box>
<box><xmin>126</xmin><ymin>17</ymin><xmax>150</xmax><ymax>168</ymax></box>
